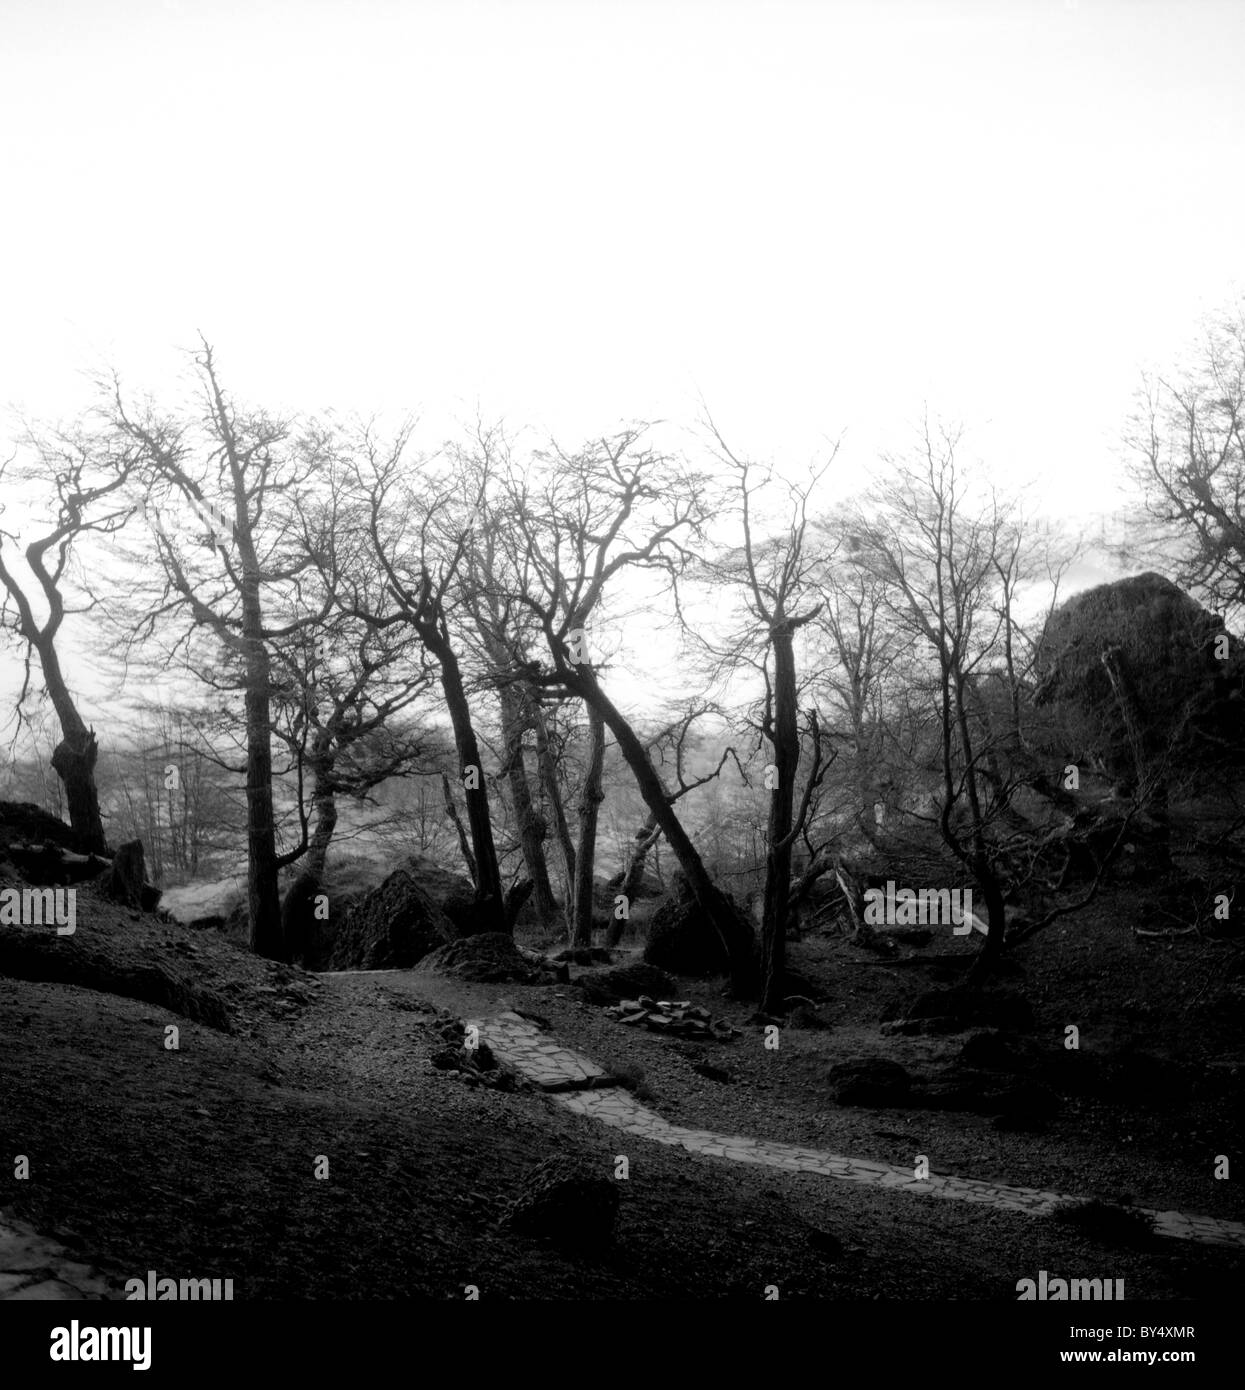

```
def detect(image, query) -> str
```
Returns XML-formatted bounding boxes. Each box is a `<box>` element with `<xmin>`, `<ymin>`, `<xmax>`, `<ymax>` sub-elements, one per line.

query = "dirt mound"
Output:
<box><xmin>0</xmin><ymin>888</ymin><xmax>234</xmax><ymax>1032</ymax></box>
<box><xmin>415</xmin><ymin>933</ymin><xmax>553</xmax><ymax>983</ymax></box>
<box><xmin>326</xmin><ymin>868</ymin><xmax>455</xmax><ymax>971</ymax></box>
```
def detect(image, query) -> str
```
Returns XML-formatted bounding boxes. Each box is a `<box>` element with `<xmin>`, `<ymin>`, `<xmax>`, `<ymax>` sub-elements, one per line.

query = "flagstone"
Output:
<box><xmin>471</xmin><ymin>1012</ymin><xmax>1245</xmax><ymax>1253</ymax></box>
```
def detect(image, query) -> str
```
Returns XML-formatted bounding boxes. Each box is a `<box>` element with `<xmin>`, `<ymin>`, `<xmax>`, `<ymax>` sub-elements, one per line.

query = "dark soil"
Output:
<box><xmin>1</xmin><ymin>817</ymin><xmax>1243</xmax><ymax>1300</ymax></box>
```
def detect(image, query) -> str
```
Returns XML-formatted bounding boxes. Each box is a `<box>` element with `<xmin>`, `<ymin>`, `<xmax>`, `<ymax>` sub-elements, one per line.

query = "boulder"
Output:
<box><xmin>827</xmin><ymin>1057</ymin><xmax>912</xmax><ymax>1106</ymax></box>
<box><xmin>914</xmin><ymin>1072</ymin><xmax>1060</xmax><ymax>1129</ymax></box>
<box><xmin>643</xmin><ymin>872</ymin><xmax>756</xmax><ymax>978</ymax></box>
<box><xmin>504</xmin><ymin>1157</ymin><xmax>620</xmax><ymax>1250</ymax></box>
<box><xmin>577</xmin><ymin>961</ymin><xmax>677</xmax><ymax>1004</ymax></box>
<box><xmin>325</xmin><ymin>868</ymin><xmax>454</xmax><ymax>970</ymax></box>
<box><xmin>958</xmin><ymin>1029</ymin><xmax>1027</xmax><ymax>1071</ymax></box>
<box><xmin>415</xmin><ymin>932</ymin><xmax>551</xmax><ymax>983</ymax></box>
<box><xmin>1035</xmin><ymin>572</ymin><xmax>1245</xmax><ymax>779</ymax></box>
<box><xmin>785</xmin><ymin>999</ymin><xmax>830</xmax><ymax>1030</ymax></box>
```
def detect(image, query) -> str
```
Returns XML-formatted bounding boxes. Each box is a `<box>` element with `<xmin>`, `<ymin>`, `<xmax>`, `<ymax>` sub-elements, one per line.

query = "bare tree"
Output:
<box><xmin>0</xmin><ymin>428</ymin><xmax>137</xmax><ymax>852</ymax></box>
<box><xmin>611</xmin><ymin>701</ymin><xmax>743</xmax><ymax>920</ymax></box>
<box><xmin>452</xmin><ymin>429</ymin><xmax>562</xmax><ymax>923</ymax></box>
<box><xmin>699</xmin><ymin>420</ymin><xmax>835</xmax><ymax>1010</ymax></box>
<box><xmin>107</xmin><ymin>342</ymin><xmax>333</xmax><ymax>959</ymax></box>
<box><xmin>270</xmin><ymin>470</ymin><xmax>436</xmax><ymax>885</ymax></box>
<box><xmin>845</xmin><ymin>419</ymin><xmax>1023</xmax><ymax>981</ymax></box>
<box><xmin>334</xmin><ymin>423</ymin><xmax>508</xmax><ymax>933</ymax></box>
<box><xmin>811</xmin><ymin>539</ymin><xmax>905</xmax><ymax>841</ymax></box>
<box><xmin>107</xmin><ymin>699</ymin><xmax>236</xmax><ymax>883</ymax></box>
<box><xmin>496</xmin><ymin>428</ymin><xmax>760</xmax><ymax>993</ymax></box>
<box><xmin>1127</xmin><ymin>304</ymin><xmax>1245</xmax><ymax>617</ymax></box>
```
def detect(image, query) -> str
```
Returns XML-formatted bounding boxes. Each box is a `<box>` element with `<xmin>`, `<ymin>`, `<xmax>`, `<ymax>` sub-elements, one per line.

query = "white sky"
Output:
<box><xmin>2</xmin><ymin>0</ymin><xmax>1243</xmax><ymax>730</ymax></box>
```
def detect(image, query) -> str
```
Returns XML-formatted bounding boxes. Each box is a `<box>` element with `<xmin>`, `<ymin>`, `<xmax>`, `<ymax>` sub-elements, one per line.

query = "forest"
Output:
<box><xmin>1</xmin><ymin>309</ymin><xmax>1243</xmax><ymax>1312</ymax></box>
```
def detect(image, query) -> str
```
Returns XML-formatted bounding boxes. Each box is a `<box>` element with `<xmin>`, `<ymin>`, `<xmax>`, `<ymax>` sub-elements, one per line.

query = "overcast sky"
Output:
<box><xmin>2</xmin><ymin>0</ymin><xmax>1243</xmax><ymax>730</ymax></box>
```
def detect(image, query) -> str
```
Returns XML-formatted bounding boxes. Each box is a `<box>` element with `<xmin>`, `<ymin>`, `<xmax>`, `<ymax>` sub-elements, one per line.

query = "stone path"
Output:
<box><xmin>469</xmin><ymin>1011</ymin><xmax>1245</xmax><ymax>1253</ymax></box>
<box><xmin>0</xmin><ymin>1210</ymin><xmax>118</xmax><ymax>1300</ymax></box>
<box><xmin>7</xmin><ymin>1005</ymin><xmax>1240</xmax><ymax>1300</ymax></box>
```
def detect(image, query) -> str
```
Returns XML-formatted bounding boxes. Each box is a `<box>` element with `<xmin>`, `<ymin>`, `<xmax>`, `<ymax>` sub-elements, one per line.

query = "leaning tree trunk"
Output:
<box><xmin>38</xmin><ymin>638</ymin><xmax>108</xmax><ymax>855</ymax></box>
<box><xmin>425</xmin><ymin>637</ymin><xmax>506</xmax><ymax>934</ymax></box>
<box><xmin>570</xmin><ymin>668</ymin><xmax>758</xmax><ymax>995</ymax></box>
<box><xmin>572</xmin><ymin>703</ymin><xmax>606</xmax><ymax>947</ymax></box>
<box><xmin>760</xmin><ymin>624</ymin><xmax>799</xmax><ymax>1013</ymax></box>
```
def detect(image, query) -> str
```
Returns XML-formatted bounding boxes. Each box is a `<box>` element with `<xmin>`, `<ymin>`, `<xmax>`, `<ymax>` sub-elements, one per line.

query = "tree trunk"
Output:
<box><xmin>306</xmin><ymin>749</ymin><xmax>338</xmax><ymax>882</ymax></box>
<box><xmin>429</xmin><ymin>641</ymin><xmax>506</xmax><ymax>933</ymax></box>
<box><xmin>610</xmin><ymin>810</ymin><xmax>660</xmax><ymax>946</ymax></box>
<box><xmin>534</xmin><ymin>704</ymin><xmax>576</xmax><ymax>915</ymax></box>
<box><xmin>620</xmin><ymin>812</ymin><xmax>660</xmax><ymax>898</ymax></box>
<box><xmin>38</xmin><ymin>638</ymin><xmax>108</xmax><ymax>855</ymax></box>
<box><xmin>572</xmin><ymin>703</ymin><xmax>606</xmax><ymax>947</ymax></box>
<box><xmin>953</xmin><ymin>676</ymin><xmax>1006</xmax><ymax>983</ymax></box>
<box><xmin>569</xmin><ymin>668</ymin><xmax>757</xmax><ymax>995</ymax></box>
<box><xmin>242</xmin><ymin>589</ymin><xmax>284</xmax><ymax>961</ymax></box>
<box><xmin>441</xmin><ymin>772</ymin><xmax>478</xmax><ymax>886</ymax></box>
<box><xmin>761</xmin><ymin>626</ymin><xmax>798</xmax><ymax>1013</ymax></box>
<box><xmin>500</xmin><ymin>684</ymin><xmax>558</xmax><ymax>921</ymax></box>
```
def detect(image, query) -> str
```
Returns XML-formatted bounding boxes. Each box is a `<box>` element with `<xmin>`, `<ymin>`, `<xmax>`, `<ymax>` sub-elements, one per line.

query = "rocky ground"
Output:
<box><xmin>1</xmin><ymin>869</ymin><xmax>1243</xmax><ymax>1299</ymax></box>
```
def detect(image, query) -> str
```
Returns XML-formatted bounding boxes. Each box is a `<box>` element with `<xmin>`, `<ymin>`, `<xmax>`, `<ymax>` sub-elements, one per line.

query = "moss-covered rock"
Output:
<box><xmin>1034</xmin><ymin>572</ymin><xmax>1245</xmax><ymax>778</ymax></box>
<box><xmin>643</xmin><ymin>872</ymin><xmax>757</xmax><ymax>978</ymax></box>
<box><xmin>325</xmin><ymin>868</ymin><xmax>455</xmax><ymax>970</ymax></box>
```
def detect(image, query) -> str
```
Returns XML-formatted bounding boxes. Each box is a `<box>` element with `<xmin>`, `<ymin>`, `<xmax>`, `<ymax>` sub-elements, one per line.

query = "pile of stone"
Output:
<box><xmin>428</xmin><ymin>1019</ymin><xmax>525</xmax><ymax>1091</ymax></box>
<box><xmin>603</xmin><ymin>995</ymin><xmax>740</xmax><ymax>1040</ymax></box>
